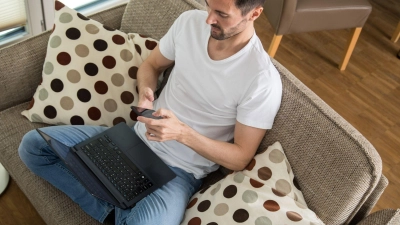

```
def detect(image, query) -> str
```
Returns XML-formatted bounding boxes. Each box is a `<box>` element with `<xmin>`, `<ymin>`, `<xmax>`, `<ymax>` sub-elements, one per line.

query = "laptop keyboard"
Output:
<box><xmin>80</xmin><ymin>135</ymin><xmax>153</xmax><ymax>201</ymax></box>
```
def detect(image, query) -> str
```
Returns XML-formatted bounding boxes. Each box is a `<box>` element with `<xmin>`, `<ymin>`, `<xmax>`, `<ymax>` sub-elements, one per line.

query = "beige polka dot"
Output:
<box><xmin>233</xmin><ymin>172</ymin><xmax>245</xmax><ymax>183</ymax></box>
<box><xmin>59</xmin><ymin>12</ymin><xmax>73</xmax><ymax>23</ymax></box>
<box><xmin>44</xmin><ymin>62</ymin><xmax>54</xmax><ymax>75</ymax></box>
<box><xmin>269</xmin><ymin>149</ymin><xmax>285</xmax><ymax>163</ymax></box>
<box><xmin>242</xmin><ymin>190</ymin><xmax>258</xmax><ymax>203</ymax></box>
<box><xmin>85</xmin><ymin>24</ymin><xmax>99</xmax><ymax>34</ymax></box>
<box><xmin>214</xmin><ymin>203</ymin><xmax>229</xmax><ymax>216</ymax></box>
<box><xmin>275</xmin><ymin>179</ymin><xmax>292</xmax><ymax>195</ymax></box>
<box><xmin>75</xmin><ymin>44</ymin><xmax>89</xmax><ymax>57</ymax></box>
<box><xmin>210</xmin><ymin>183</ymin><xmax>221</xmax><ymax>196</ymax></box>
<box><xmin>111</xmin><ymin>73</ymin><xmax>124</xmax><ymax>87</ymax></box>
<box><xmin>50</xmin><ymin>35</ymin><xmax>62</xmax><ymax>48</ymax></box>
<box><xmin>104</xmin><ymin>99</ymin><xmax>118</xmax><ymax>112</ymax></box>
<box><xmin>67</xmin><ymin>70</ymin><xmax>81</xmax><ymax>83</ymax></box>
<box><xmin>31</xmin><ymin>114</ymin><xmax>43</xmax><ymax>123</ymax></box>
<box><xmin>38</xmin><ymin>88</ymin><xmax>48</xmax><ymax>101</ymax></box>
<box><xmin>60</xmin><ymin>96</ymin><xmax>74</xmax><ymax>110</ymax></box>
<box><xmin>120</xmin><ymin>49</ymin><xmax>133</xmax><ymax>62</ymax></box>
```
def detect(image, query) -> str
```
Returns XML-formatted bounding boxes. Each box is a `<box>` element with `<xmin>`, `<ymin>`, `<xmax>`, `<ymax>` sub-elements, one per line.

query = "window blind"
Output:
<box><xmin>0</xmin><ymin>0</ymin><xmax>27</xmax><ymax>32</ymax></box>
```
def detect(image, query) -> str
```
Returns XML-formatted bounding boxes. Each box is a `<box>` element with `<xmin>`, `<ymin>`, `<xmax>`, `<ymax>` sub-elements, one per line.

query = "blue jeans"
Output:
<box><xmin>18</xmin><ymin>125</ymin><xmax>202</xmax><ymax>225</ymax></box>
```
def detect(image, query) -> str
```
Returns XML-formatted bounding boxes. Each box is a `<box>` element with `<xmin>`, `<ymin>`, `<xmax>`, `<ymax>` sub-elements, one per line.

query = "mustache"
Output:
<box><xmin>211</xmin><ymin>24</ymin><xmax>221</xmax><ymax>30</ymax></box>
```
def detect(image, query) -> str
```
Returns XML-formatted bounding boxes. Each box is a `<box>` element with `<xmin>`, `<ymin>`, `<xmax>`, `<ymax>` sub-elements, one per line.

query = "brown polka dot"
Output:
<box><xmin>135</xmin><ymin>44</ymin><xmax>142</xmax><ymax>55</ymax></box>
<box><xmin>145</xmin><ymin>40</ymin><xmax>157</xmax><ymax>50</ymax></box>
<box><xmin>27</xmin><ymin>98</ymin><xmax>34</xmax><ymax>110</ymax></box>
<box><xmin>88</xmin><ymin>107</ymin><xmax>101</xmax><ymax>121</ymax></box>
<box><xmin>95</xmin><ymin>81</ymin><xmax>108</xmax><ymax>94</ymax></box>
<box><xmin>121</xmin><ymin>91</ymin><xmax>134</xmax><ymax>104</ymax></box>
<box><xmin>112</xmin><ymin>35</ymin><xmax>125</xmax><ymax>45</ymax></box>
<box><xmin>188</xmin><ymin>217</ymin><xmax>201</xmax><ymax>225</ymax></box>
<box><xmin>197</xmin><ymin>200</ymin><xmax>211</xmax><ymax>212</ymax></box>
<box><xmin>77</xmin><ymin>89</ymin><xmax>91</xmax><ymax>102</ymax></box>
<box><xmin>70</xmin><ymin>115</ymin><xmax>84</xmax><ymax>125</ymax></box>
<box><xmin>57</xmin><ymin>52</ymin><xmax>71</xmax><ymax>65</ymax></box>
<box><xmin>250</xmin><ymin>178</ymin><xmax>264</xmax><ymax>188</ymax></box>
<box><xmin>84</xmin><ymin>63</ymin><xmax>99</xmax><ymax>76</ymax></box>
<box><xmin>103</xmin><ymin>56</ymin><xmax>116</xmax><ymax>69</ymax></box>
<box><xmin>139</xmin><ymin>34</ymin><xmax>148</xmax><ymax>38</ymax></box>
<box><xmin>223</xmin><ymin>185</ymin><xmax>237</xmax><ymax>198</ymax></box>
<box><xmin>55</xmin><ymin>1</ymin><xmax>65</xmax><ymax>10</ymax></box>
<box><xmin>44</xmin><ymin>105</ymin><xmax>57</xmax><ymax>119</ymax></box>
<box><xmin>287</xmin><ymin>211</ymin><xmax>303</xmax><ymax>222</ymax></box>
<box><xmin>51</xmin><ymin>79</ymin><xmax>64</xmax><ymax>92</ymax></box>
<box><xmin>272</xmin><ymin>188</ymin><xmax>286</xmax><ymax>197</ymax></box>
<box><xmin>207</xmin><ymin>223</ymin><xmax>218</xmax><ymax>225</ymax></box>
<box><xmin>113</xmin><ymin>117</ymin><xmax>126</xmax><ymax>125</ymax></box>
<box><xmin>258</xmin><ymin>167</ymin><xmax>272</xmax><ymax>181</ymax></box>
<box><xmin>77</xmin><ymin>13</ymin><xmax>89</xmax><ymax>21</ymax></box>
<box><xmin>245</xmin><ymin>158</ymin><xmax>256</xmax><ymax>170</ymax></box>
<box><xmin>263</xmin><ymin>200</ymin><xmax>280</xmax><ymax>212</ymax></box>
<box><xmin>186</xmin><ymin>198</ymin><xmax>198</xmax><ymax>209</ymax></box>
<box><xmin>233</xmin><ymin>209</ymin><xmax>249</xmax><ymax>223</ymax></box>
<box><xmin>66</xmin><ymin>28</ymin><xmax>81</xmax><ymax>40</ymax></box>
<box><xmin>94</xmin><ymin>39</ymin><xmax>108</xmax><ymax>51</ymax></box>
<box><xmin>129</xmin><ymin>66</ymin><xmax>138</xmax><ymax>79</ymax></box>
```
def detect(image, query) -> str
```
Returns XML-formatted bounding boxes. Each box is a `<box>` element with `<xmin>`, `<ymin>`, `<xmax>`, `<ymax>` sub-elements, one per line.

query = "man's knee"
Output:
<box><xmin>18</xmin><ymin>129</ymin><xmax>46</xmax><ymax>167</ymax></box>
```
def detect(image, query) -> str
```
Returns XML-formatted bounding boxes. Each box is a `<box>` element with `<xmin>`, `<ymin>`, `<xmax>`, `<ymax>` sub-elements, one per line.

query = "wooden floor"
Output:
<box><xmin>0</xmin><ymin>0</ymin><xmax>399</xmax><ymax>223</ymax></box>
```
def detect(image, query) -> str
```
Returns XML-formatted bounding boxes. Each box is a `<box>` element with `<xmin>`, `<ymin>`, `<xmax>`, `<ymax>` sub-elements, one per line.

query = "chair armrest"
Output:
<box><xmin>357</xmin><ymin>209</ymin><xmax>400</xmax><ymax>225</ymax></box>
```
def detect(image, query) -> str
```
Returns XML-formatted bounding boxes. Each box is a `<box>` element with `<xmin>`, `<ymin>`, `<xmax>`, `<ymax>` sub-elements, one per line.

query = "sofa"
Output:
<box><xmin>0</xmin><ymin>0</ymin><xmax>399</xmax><ymax>224</ymax></box>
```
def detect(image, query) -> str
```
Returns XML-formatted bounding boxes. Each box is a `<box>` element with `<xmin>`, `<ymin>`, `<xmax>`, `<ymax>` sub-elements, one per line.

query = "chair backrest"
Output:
<box><xmin>263</xmin><ymin>0</ymin><xmax>372</xmax><ymax>35</ymax></box>
<box><xmin>259</xmin><ymin>58</ymin><xmax>382</xmax><ymax>224</ymax></box>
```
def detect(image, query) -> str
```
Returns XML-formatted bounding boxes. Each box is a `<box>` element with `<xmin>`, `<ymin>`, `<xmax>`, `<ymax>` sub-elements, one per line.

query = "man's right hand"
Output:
<box><xmin>138</xmin><ymin>87</ymin><xmax>155</xmax><ymax>109</ymax></box>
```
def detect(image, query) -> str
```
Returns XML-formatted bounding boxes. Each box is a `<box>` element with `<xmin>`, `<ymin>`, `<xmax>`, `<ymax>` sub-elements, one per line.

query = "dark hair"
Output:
<box><xmin>234</xmin><ymin>0</ymin><xmax>266</xmax><ymax>15</ymax></box>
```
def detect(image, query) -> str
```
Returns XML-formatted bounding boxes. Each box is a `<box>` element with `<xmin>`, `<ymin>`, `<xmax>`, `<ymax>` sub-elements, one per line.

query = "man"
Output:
<box><xmin>18</xmin><ymin>0</ymin><xmax>282</xmax><ymax>224</ymax></box>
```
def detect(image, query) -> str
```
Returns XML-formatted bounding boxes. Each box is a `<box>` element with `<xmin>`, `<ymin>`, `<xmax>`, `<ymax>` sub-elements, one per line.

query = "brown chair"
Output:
<box><xmin>263</xmin><ymin>0</ymin><xmax>372</xmax><ymax>71</ymax></box>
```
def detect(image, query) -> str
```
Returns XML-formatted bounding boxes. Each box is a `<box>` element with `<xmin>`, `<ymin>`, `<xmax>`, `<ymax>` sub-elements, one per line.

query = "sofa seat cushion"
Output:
<box><xmin>181</xmin><ymin>142</ymin><xmax>324</xmax><ymax>225</ymax></box>
<box><xmin>21</xmin><ymin>1</ymin><xmax>162</xmax><ymax>127</ymax></box>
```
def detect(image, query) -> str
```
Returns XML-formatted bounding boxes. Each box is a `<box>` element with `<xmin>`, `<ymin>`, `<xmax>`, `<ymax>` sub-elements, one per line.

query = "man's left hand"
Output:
<box><xmin>137</xmin><ymin>108</ymin><xmax>186</xmax><ymax>142</ymax></box>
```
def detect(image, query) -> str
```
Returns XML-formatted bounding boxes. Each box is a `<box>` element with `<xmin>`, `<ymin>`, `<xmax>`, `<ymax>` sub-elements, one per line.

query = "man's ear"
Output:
<box><xmin>249</xmin><ymin>6</ymin><xmax>263</xmax><ymax>21</ymax></box>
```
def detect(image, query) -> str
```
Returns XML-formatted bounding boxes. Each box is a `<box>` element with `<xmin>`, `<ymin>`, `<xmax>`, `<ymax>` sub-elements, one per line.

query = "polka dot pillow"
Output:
<box><xmin>21</xmin><ymin>1</ymin><xmax>162</xmax><ymax>127</ymax></box>
<box><xmin>181</xmin><ymin>142</ymin><xmax>325</xmax><ymax>225</ymax></box>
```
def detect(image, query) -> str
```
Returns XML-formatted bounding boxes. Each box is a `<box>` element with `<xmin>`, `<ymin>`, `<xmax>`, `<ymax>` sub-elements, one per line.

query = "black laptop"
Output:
<box><xmin>36</xmin><ymin>122</ymin><xmax>176</xmax><ymax>209</ymax></box>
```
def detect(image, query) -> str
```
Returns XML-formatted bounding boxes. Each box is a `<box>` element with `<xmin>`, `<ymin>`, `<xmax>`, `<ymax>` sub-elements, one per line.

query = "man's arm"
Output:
<box><xmin>138</xmin><ymin>109</ymin><xmax>266</xmax><ymax>171</ymax></box>
<box><xmin>136</xmin><ymin>45</ymin><xmax>174</xmax><ymax>108</ymax></box>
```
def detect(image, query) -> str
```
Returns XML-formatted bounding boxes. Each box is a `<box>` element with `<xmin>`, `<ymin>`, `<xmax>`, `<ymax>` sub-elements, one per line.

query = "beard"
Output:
<box><xmin>210</xmin><ymin>18</ymin><xmax>248</xmax><ymax>40</ymax></box>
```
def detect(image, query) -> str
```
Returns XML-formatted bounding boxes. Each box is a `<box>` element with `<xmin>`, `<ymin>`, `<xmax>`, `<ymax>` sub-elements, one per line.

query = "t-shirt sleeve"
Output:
<box><xmin>236</xmin><ymin>68</ymin><xmax>282</xmax><ymax>130</ymax></box>
<box><xmin>159</xmin><ymin>11</ymin><xmax>191</xmax><ymax>60</ymax></box>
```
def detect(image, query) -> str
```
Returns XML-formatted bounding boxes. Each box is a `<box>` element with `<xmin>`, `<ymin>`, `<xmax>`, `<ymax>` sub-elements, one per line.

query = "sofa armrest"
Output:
<box><xmin>351</xmin><ymin>175</ymin><xmax>389</xmax><ymax>224</ymax></box>
<box><xmin>357</xmin><ymin>209</ymin><xmax>400</xmax><ymax>225</ymax></box>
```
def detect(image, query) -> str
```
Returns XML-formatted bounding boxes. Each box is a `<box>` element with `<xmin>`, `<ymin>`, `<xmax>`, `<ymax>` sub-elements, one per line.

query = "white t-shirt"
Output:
<box><xmin>134</xmin><ymin>10</ymin><xmax>282</xmax><ymax>179</ymax></box>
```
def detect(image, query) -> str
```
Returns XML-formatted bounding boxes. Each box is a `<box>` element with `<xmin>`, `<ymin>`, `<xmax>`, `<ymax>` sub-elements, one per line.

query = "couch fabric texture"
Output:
<box><xmin>0</xmin><ymin>0</ymin><xmax>397</xmax><ymax>224</ymax></box>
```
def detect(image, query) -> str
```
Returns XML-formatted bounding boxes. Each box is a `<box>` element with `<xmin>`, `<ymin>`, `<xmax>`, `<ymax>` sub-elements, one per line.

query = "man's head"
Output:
<box><xmin>205</xmin><ymin>0</ymin><xmax>264</xmax><ymax>40</ymax></box>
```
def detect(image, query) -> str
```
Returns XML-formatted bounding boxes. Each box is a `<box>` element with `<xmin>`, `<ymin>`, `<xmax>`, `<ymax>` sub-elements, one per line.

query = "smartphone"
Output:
<box><xmin>130</xmin><ymin>106</ymin><xmax>163</xmax><ymax>120</ymax></box>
